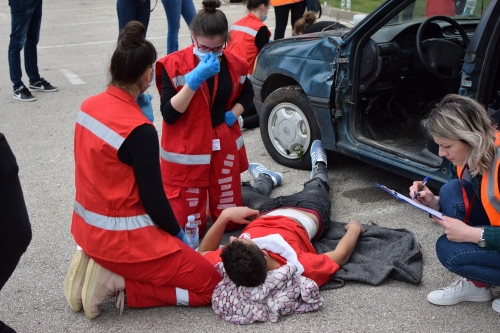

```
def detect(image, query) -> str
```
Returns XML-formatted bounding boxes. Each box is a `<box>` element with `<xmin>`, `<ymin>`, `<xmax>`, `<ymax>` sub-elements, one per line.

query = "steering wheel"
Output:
<box><xmin>416</xmin><ymin>16</ymin><xmax>469</xmax><ymax>81</ymax></box>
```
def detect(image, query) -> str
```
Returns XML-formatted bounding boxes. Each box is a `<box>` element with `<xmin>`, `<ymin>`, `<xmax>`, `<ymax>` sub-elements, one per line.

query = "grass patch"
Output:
<box><xmin>324</xmin><ymin>0</ymin><xmax>386</xmax><ymax>13</ymax></box>
<box><xmin>324</xmin><ymin>0</ymin><xmax>492</xmax><ymax>15</ymax></box>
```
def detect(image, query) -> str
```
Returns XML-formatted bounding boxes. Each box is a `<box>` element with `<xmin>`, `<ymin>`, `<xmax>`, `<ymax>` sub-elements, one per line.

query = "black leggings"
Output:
<box><xmin>0</xmin><ymin>133</ymin><xmax>32</xmax><ymax>291</ymax></box>
<box><xmin>241</xmin><ymin>101</ymin><xmax>260</xmax><ymax>129</ymax></box>
<box><xmin>273</xmin><ymin>1</ymin><xmax>307</xmax><ymax>40</ymax></box>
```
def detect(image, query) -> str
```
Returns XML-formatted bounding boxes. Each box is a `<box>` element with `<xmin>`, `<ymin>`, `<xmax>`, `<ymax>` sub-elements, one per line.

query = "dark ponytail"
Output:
<box><xmin>243</xmin><ymin>0</ymin><xmax>270</xmax><ymax>10</ymax></box>
<box><xmin>110</xmin><ymin>21</ymin><xmax>157</xmax><ymax>86</ymax></box>
<box><xmin>190</xmin><ymin>0</ymin><xmax>229</xmax><ymax>42</ymax></box>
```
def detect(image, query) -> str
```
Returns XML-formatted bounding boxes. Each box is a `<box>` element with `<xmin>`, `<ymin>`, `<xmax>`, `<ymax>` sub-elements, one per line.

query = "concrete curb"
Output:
<box><xmin>320</xmin><ymin>4</ymin><xmax>366</xmax><ymax>22</ymax></box>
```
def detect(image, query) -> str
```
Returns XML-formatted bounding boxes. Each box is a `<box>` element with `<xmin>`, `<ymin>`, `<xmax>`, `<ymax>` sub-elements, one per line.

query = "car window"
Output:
<box><xmin>385</xmin><ymin>0</ymin><xmax>489</xmax><ymax>26</ymax></box>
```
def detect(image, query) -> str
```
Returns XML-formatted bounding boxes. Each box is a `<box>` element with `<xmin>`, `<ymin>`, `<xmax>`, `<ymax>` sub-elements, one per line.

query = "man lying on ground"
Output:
<box><xmin>198</xmin><ymin>140</ymin><xmax>365</xmax><ymax>288</ymax></box>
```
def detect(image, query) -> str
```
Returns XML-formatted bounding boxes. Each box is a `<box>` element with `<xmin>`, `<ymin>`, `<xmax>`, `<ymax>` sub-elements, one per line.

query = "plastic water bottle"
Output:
<box><xmin>346</xmin><ymin>0</ymin><xmax>351</xmax><ymax>11</ymax></box>
<box><xmin>340</xmin><ymin>0</ymin><xmax>346</xmax><ymax>11</ymax></box>
<box><xmin>462</xmin><ymin>0</ymin><xmax>476</xmax><ymax>16</ymax></box>
<box><xmin>185</xmin><ymin>215</ymin><xmax>199</xmax><ymax>249</ymax></box>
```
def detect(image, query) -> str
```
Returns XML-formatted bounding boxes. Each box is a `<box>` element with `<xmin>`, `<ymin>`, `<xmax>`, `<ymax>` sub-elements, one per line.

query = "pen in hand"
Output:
<box><xmin>413</xmin><ymin>176</ymin><xmax>430</xmax><ymax>199</ymax></box>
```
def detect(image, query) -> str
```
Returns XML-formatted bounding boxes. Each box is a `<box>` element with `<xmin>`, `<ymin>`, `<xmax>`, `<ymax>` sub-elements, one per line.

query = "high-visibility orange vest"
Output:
<box><xmin>155</xmin><ymin>45</ymin><xmax>249</xmax><ymax>188</ymax></box>
<box><xmin>226</xmin><ymin>13</ymin><xmax>271</xmax><ymax>75</ymax></box>
<box><xmin>457</xmin><ymin>132</ymin><xmax>500</xmax><ymax>226</ymax></box>
<box><xmin>270</xmin><ymin>0</ymin><xmax>302</xmax><ymax>6</ymax></box>
<box><xmin>72</xmin><ymin>85</ymin><xmax>181</xmax><ymax>263</ymax></box>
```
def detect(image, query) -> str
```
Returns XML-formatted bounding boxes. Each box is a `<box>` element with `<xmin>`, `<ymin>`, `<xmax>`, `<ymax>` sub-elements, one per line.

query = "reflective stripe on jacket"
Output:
<box><xmin>227</xmin><ymin>13</ymin><xmax>271</xmax><ymax>75</ymax></box>
<box><xmin>72</xmin><ymin>85</ymin><xmax>180</xmax><ymax>263</ymax></box>
<box><xmin>155</xmin><ymin>45</ymin><xmax>249</xmax><ymax>187</ymax></box>
<box><xmin>457</xmin><ymin>132</ymin><xmax>500</xmax><ymax>226</ymax></box>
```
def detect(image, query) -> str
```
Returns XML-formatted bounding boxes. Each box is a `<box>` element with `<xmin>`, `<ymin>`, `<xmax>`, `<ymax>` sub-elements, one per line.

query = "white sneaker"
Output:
<box><xmin>427</xmin><ymin>277</ymin><xmax>493</xmax><ymax>305</ymax></box>
<box><xmin>493</xmin><ymin>299</ymin><xmax>500</xmax><ymax>313</ymax></box>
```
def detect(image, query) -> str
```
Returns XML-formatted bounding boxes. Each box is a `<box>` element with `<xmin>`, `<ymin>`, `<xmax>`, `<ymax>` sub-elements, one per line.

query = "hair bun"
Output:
<box><xmin>118</xmin><ymin>21</ymin><xmax>145</xmax><ymax>50</ymax></box>
<box><xmin>303</xmin><ymin>11</ymin><xmax>317</xmax><ymax>24</ymax></box>
<box><xmin>202</xmin><ymin>0</ymin><xmax>221</xmax><ymax>13</ymax></box>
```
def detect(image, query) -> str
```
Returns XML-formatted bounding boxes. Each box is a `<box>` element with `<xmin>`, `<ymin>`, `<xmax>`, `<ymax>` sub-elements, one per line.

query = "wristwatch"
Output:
<box><xmin>477</xmin><ymin>228</ymin><xmax>486</xmax><ymax>248</ymax></box>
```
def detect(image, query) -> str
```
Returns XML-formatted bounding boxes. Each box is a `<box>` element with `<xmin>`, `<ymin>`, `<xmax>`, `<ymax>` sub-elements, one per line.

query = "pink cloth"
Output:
<box><xmin>211</xmin><ymin>262</ymin><xmax>323</xmax><ymax>324</ymax></box>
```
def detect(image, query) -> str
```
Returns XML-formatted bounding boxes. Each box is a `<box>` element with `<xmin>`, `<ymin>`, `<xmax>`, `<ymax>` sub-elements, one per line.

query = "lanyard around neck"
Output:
<box><xmin>459</xmin><ymin>165</ymin><xmax>476</xmax><ymax>224</ymax></box>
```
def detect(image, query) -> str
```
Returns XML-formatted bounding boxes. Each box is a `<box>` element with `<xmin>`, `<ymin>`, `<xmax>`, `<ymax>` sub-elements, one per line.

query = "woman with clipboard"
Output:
<box><xmin>409</xmin><ymin>94</ymin><xmax>500</xmax><ymax>313</ymax></box>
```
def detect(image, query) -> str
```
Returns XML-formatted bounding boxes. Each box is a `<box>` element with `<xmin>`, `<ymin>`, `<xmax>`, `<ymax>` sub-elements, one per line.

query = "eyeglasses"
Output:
<box><xmin>194</xmin><ymin>37</ymin><xmax>226</xmax><ymax>53</ymax></box>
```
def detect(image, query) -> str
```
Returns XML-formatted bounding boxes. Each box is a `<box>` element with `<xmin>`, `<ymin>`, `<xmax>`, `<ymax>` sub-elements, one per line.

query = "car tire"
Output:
<box><xmin>260</xmin><ymin>86</ymin><xmax>321</xmax><ymax>170</ymax></box>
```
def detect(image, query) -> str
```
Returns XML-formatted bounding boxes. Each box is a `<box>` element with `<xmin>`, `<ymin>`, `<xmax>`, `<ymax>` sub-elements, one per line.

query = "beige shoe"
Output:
<box><xmin>82</xmin><ymin>259</ymin><xmax>125</xmax><ymax>319</ymax></box>
<box><xmin>64</xmin><ymin>250</ymin><xmax>90</xmax><ymax>312</ymax></box>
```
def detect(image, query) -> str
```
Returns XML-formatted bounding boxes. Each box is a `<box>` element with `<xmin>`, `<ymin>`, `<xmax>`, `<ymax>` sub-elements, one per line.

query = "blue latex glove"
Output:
<box><xmin>184</xmin><ymin>52</ymin><xmax>220</xmax><ymax>91</ymax></box>
<box><xmin>137</xmin><ymin>93</ymin><xmax>154</xmax><ymax>122</ymax></box>
<box><xmin>176</xmin><ymin>229</ymin><xmax>190</xmax><ymax>246</ymax></box>
<box><xmin>224</xmin><ymin>111</ymin><xmax>237</xmax><ymax>127</ymax></box>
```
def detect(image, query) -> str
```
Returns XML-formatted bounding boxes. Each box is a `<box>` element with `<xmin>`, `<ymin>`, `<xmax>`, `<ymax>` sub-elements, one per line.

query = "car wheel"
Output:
<box><xmin>260</xmin><ymin>86</ymin><xmax>321</xmax><ymax>170</ymax></box>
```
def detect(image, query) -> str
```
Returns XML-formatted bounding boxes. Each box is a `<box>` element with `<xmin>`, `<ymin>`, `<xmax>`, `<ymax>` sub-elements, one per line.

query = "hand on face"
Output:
<box><xmin>195</xmin><ymin>52</ymin><xmax>220</xmax><ymax>80</ymax></box>
<box><xmin>185</xmin><ymin>52</ymin><xmax>220</xmax><ymax>90</ymax></box>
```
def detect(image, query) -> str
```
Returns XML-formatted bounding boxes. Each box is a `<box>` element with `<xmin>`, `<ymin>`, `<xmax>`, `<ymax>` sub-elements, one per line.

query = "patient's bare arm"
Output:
<box><xmin>324</xmin><ymin>220</ymin><xmax>365</xmax><ymax>266</ymax></box>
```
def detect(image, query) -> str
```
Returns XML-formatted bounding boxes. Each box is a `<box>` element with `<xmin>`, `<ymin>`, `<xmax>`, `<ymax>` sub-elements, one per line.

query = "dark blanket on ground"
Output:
<box><xmin>313</xmin><ymin>221</ymin><xmax>423</xmax><ymax>290</ymax></box>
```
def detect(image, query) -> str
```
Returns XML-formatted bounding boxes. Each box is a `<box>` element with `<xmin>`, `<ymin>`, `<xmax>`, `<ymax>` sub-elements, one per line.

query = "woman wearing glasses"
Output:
<box><xmin>156</xmin><ymin>0</ymin><xmax>254</xmax><ymax>235</ymax></box>
<box><xmin>408</xmin><ymin>94</ymin><xmax>500</xmax><ymax>313</ymax></box>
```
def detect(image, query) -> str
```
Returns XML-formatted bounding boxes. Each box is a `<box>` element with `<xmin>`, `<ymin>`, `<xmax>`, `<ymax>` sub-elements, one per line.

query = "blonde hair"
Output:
<box><xmin>424</xmin><ymin>94</ymin><xmax>498</xmax><ymax>176</ymax></box>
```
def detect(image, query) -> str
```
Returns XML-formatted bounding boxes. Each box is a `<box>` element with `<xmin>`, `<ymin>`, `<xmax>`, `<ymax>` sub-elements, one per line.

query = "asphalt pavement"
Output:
<box><xmin>0</xmin><ymin>0</ymin><xmax>498</xmax><ymax>332</ymax></box>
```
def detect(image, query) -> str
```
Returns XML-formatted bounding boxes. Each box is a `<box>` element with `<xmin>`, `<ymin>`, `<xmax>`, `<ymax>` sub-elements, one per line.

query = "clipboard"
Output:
<box><xmin>376</xmin><ymin>183</ymin><xmax>444</xmax><ymax>220</ymax></box>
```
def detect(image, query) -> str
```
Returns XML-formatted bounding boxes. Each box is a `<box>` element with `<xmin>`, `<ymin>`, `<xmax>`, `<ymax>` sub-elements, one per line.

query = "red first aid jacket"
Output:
<box><xmin>72</xmin><ymin>85</ymin><xmax>180</xmax><ymax>263</ymax></box>
<box><xmin>425</xmin><ymin>0</ymin><xmax>455</xmax><ymax>16</ymax></box>
<box><xmin>226</xmin><ymin>13</ymin><xmax>271</xmax><ymax>75</ymax></box>
<box><xmin>457</xmin><ymin>132</ymin><xmax>500</xmax><ymax>226</ymax></box>
<box><xmin>156</xmin><ymin>45</ymin><xmax>249</xmax><ymax>188</ymax></box>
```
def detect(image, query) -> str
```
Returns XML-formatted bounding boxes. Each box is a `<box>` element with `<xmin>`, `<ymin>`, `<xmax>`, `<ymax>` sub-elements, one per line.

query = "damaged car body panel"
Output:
<box><xmin>251</xmin><ymin>0</ymin><xmax>500</xmax><ymax>186</ymax></box>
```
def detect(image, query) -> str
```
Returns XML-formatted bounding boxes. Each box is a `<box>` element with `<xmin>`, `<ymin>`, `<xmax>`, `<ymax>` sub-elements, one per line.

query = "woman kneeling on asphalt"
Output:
<box><xmin>409</xmin><ymin>94</ymin><xmax>500</xmax><ymax>313</ymax></box>
<box><xmin>64</xmin><ymin>21</ymin><xmax>222</xmax><ymax>319</ymax></box>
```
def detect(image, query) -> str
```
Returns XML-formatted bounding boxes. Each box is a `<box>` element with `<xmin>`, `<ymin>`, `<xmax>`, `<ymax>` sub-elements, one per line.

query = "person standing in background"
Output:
<box><xmin>271</xmin><ymin>0</ymin><xmax>306</xmax><ymax>40</ymax></box>
<box><xmin>0</xmin><ymin>133</ymin><xmax>33</xmax><ymax>333</ymax></box>
<box><xmin>161</xmin><ymin>0</ymin><xmax>197</xmax><ymax>54</ymax></box>
<box><xmin>225</xmin><ymin>0</ymin><xmax>271</xmax><ymax>129</ymax></box>
<box><xmin>116</xmin><ymin>0</ymin><xmax>152</xmax><ymax>39</ymax></box>
<box><xmin>8</xmin><ymin>0</ymin><xmax>58</xmax><ymax>102</ymax></box>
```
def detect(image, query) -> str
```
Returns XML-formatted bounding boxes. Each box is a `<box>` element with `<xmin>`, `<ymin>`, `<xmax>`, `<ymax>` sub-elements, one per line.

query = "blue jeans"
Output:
<box><xmin>116</xmin><ymin>0</ymin><xmax>150</xmax><ymax>39</ymax></box>
<box><xmin>435</xmin><ymin>179</ymin><xmax>500</xmax><ymax>285</ymax></box>
<box><xmin>435</xmin><ymin>235</ymin><xmax>500</xmax><ymax>285</ymax></box>
<box><xmin>242</xmin><ymin>175</ymin><xmax>331</xmax><ymax>240</ymax></box>
<box><xmin>439</xmin><ymin>178</ymin><xmax>489</xmax><ymax>226</ymax></box>
<box><xmin>8</xmin><ymin>0</ymin><xmax>43</xmax><ymax>90</ymax></box>
<box><xmin>161</xmin><ymin>0</ymin><xmax>196</xmax><ymax>54</ymax></box>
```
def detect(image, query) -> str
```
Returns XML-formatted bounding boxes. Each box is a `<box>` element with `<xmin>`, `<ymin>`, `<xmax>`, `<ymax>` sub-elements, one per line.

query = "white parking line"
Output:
<box><xmin>38</xmin><ymin>33</ymin><xmax>191</xmax><ymax>49</ymax></box>
<box><xmin>59</xmin><ymin>69</ymin><xmax>86</xmax><ymax>85</ymax></box>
